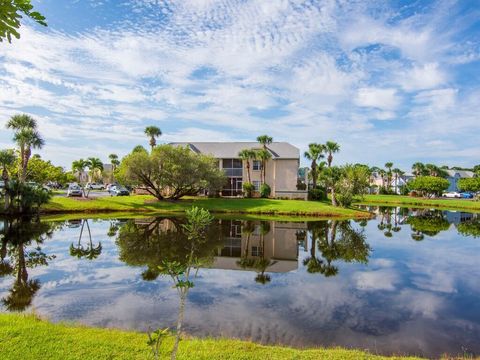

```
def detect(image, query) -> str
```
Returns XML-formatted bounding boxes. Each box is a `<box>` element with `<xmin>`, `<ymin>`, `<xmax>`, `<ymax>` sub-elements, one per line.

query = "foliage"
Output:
<box><xmin>242</xmin><ymin>182</ymin><xmax>255</xmax><ymax>198</ymax></box>
<box><xmin>4</xmin><ymin>180</ymin><xmax>52</xmax><ymax>214</ymax></box>
<box><xmin>457</xmin><ymin>177</ymin><xmax>480</xmax><ymax>193</ymax></box>
<box><xmin>259</xmin><ymin>183</ymin><xmax>271</xmax><ymax>198</ymax></box>
<box><xmin>147</xmin><ymin>327</ymin><xmax>170</xmax><ymax>360</ymax></box>
<box><xmin>408</xmin><ymin>176</ymin><xmax>449</xmax><ymax>197</ymax></box>
<box><xmin>296</xmin><ymin>179</ymin><xmax>306</xmax><ymax>190</ymax></box>
<box><xmin>0</xmin><ymin>0</ymin><xmax>47</xmax><ymax>43</ymax></box>
<box><xmin>329</xmin><ymin>164</ymin><xmax>370</xmax><ymax>207</ymax></box>
<box><xmin>304</xmin><ymin>143</ymin><xmax>324</xmax><ymax>189</ymax></box>
<box><xmin>308</xmin><ymin>187</ymin><xmax>326</xmax><ymax>201</ymax></box>
<box><xmin>144</xmin><ymin>126</ymin><xmax>162</xmax><ymax>150</ymax></box>
<box><xmin>457</xmin><ymin>218</ymin><xmax>480</xmax><ymax>238</ymax></box>
<box><xmin>407</xmin><ymin>211</ymin><xmax>450</xmax><ymax>238</ymax></box>
<box><xmin>117</xmin><ymin>144</ymin><xmax>226</xmax><ymax>200</ymax></box>
<box><xmin>24</xmin><ymin>155</ymin><xmax>71</xmax><ymax>185</ymax></box>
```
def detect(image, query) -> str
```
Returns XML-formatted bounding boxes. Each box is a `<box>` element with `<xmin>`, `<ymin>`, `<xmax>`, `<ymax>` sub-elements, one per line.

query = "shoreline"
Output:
<box><xmin>0</xmin><ymin>313</ymin><xmax>425</xmax><ymax>360</ymax></box>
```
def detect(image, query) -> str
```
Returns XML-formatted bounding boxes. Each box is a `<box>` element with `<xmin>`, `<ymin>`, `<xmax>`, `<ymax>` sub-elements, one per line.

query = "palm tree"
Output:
<box><xmin>392</xmin><ymin>168</ymin><xmax>404</xmax><ymax>194</ymax></box>
<box><xmin>256</xmin><ymin>149</ymin><xmax>272</xmax><ymax>185</ymax></box>
<box><xmin>108</xmin><ymin>153</ymin><xmax>120</xmax><ymax>182</ymax></box>
<box><xmin>304</xmin><ymin>143</ymin><xmax>324</xmax><ymax>189</ymax></box>
<box><xmin>412</xmin><ymin>162</ymin><xmax>425</xmax><ymax>177</ymax></box>
<box><xmin>144</xmin><ymin>126</ymin><xmax>162</xmax><ymax>152</ymax></box>
<box><xmin>86</xmin><ymin>157</ymin><xmax>104</xmax><ymax>182</ymax></box>
<box><xmin>7</xmin><ymin>114</ymin><xmax>44</xmax><ymax>183</ymax></box>
<box><xmin>256</xmin><ymin>135</ymin><xmax>273</xmax><ymax>149</ymax></box>
<box><xmin>324</xmin><ymin>141</ymin><xmax>340</xmax><ymax>167</ymax></box>
<box><xmin>0</xmin><ymin>150</ymin><xmax>16</xmax><ymax>211</ymax></box>
<box><xmin>72</xmin><ymin>159</ymin><xmax>88</xmax><ymax>183</ymax></box>
<box><xmin>385</xmin><ymin>162</ymin><xmax>393</xmax><ymax>189</ymax></box>
<box><xmin>238</xmin><ymin>149</ymin><xmax>256</xmax><ymax>184</ymax></box>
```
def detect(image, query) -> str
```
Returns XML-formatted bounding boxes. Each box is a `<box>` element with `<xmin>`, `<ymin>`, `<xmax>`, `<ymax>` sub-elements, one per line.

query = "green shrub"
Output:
<box><xmin>308</xmin><ymin>188</ymin><xmax>326</xmax><ymax>201</ymax></box>
<box><xmin>296</xmin><ymin>180</ymin><xmax>307</xmax><ymax>190</ymax></box>
<box><xmin>242</xmin><ymin>182</ymin><xmax>255</xmax><ymax>198</ymax></box>
<box><xmin>336</xmin><ymin>189</ymin><xmax>354</xmax><ymax>207</ymax></box>
<box><xmin>260</xmin><ymin>183</ymin><xmax>271</xmax><ymax>198</ymax></box>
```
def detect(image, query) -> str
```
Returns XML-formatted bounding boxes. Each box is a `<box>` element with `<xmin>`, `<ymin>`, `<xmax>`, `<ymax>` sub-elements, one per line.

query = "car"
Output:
<box><xmin>67</xmin><ymin>184</ymin><xmax>83</xmax><ymax>197</ymax></box>
<box><xmin>85</xmin><ymin>182</ymin><xmax>105</xmax><ymax>190</ymax></box>
<box><xmin>459</xmin><ymin>192</ymin><xmax>474</xmax><ymax>199</ymax></box>
<box><xmin>443</xmin><ymin>191</ymin><xmax>461</xmax><ymax>198</ymax></box>
<box><xmin>109</xmin><ymin>185</ymin><xmax>130</xmax><ymax>196</ymax></box>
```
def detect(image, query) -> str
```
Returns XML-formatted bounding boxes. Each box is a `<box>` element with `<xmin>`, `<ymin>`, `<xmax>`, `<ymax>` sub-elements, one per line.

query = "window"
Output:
<box><xmin>251</xmin><ymin>246</ymin><xmax>263</xmax><ymax>257</ymax></box>
<box><xmin>252</xmin><ymin>181</ymin><xmax>260</xmax><ymax>191</ymax></box>
<box><xmin>252</xmin><ymin>160</ymin><xmax>262</xmax><ymax>171</ymax></box>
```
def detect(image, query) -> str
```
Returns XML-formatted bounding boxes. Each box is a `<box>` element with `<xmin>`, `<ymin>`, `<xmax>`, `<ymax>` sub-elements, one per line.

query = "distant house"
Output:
<box><xmin>73</xmin><ymin>163</ymin><xmax>113</xmax><ymax>184</ymax></box>
<box><xmin>445</xmin><ymin>170</ymin><xmax>475</xmax><ymax>192</ymax></box>
<box><xmin>170</xmin><ymin>142</ymin><xmax>305</xmax><ymax>199</ymax></box>
<box><xmin>369</xmin><ymin>171</ymin><xmax>414</xmax><ymax>194</ymax></box>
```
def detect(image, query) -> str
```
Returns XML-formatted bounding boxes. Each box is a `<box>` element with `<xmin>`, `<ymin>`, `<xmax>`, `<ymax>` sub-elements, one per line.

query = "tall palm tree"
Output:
<box><xmin>0</xmin><ymin>150</ymin><xmax>16</xmax><ymax>211</ymax></box>
<box><xmin>304</xmin><ymin>143</ymin><xmax>324</xmax><ymax>189</ymax></box>
<box><xmin>144</xmin><ymin>126</ymin><xmax>162</xmax><ymax>152</ymax></box>
<box><xmin>385</xmin><ymin>162</ymin><xmax>393</xmax><ymax>189</ymax></box>
<box><xmin>392</xmin><ymin>168</ymin><xmax>404</xmax><ymax>194</ymax></box>
<box><xmin>86</xmin><ymin>157</ymin><xmax>104</xmax><ymax>182</ymax></box>
<box><xmin>72</xmin><ymin>159</ymin><xmax>88</xmax><ymax>183</ymax></box>
<box><xmin>324</xmin><ymin>141</ymin><xmax>340</xmax><ymax>167</ymax></box>
<box><xmin>238</xmin><ymin>149</ymin><xmax>256</xmax><ymax>184</ymax></box>
<box><xmin>256</xmin><ymin>135</ymin><xmax>273</xmax><ymax>149</ymax></box>
<box><xmin>256</xmin><ymin>149</ymin><xmax>272</xmax><ymax>185</ymax></box>
<box><xmin>412</xmin><ymin>162</ymin><xmax>425</xmax><ymax>177</ymax></box>
<box><xmin>108</xmin><ymin>153</ymin><xmax>120</xmax><ymax>182</ymax></box>
<box><xmin>7</xmin><ymin>115</ymin><xmax>44</xmax><ymax>182</ymax></box>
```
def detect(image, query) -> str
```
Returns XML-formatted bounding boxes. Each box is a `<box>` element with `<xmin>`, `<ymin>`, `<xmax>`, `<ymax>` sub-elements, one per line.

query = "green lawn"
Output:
<box><xmin>0</xmin><ymin>313</ymin><xmax>424</xmax><ymax>360</ymax></box>
<box><xmin>357</xmin><ymin>194</ymin><xmax>480</xmax><ymax>212</ymax></box>
<box><xmin>43</xmin><ymin>195</ymin><xmax>371</xmax><ymax>219</ymax></box>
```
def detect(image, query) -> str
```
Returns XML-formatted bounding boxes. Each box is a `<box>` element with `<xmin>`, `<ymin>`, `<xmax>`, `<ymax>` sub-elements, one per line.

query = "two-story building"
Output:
<box><xmin>170</xmin><ymin>142</ymin><xmax>305</xmax><ymax>199</ymax></box>
<box><xmin>445</xmin><ymin>169</ymin><xmax>475</xmax><ymax>192</ymax></box>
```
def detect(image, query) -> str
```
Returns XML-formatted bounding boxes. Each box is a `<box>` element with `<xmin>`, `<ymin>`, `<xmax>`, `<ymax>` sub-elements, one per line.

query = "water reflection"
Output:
<box><xmin>0</xmin><ymin>209</ymin><xmax>479</xmax><ymax>358</ymax></box>
<box><xmin>0</xmin><ymin>218</ymin><xmax>55</xmax><ymax>311</ymax></box>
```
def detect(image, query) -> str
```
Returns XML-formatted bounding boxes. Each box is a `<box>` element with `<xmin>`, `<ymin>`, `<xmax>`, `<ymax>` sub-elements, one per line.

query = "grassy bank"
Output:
<box><xmin>0</xmin><ymin>313</ymin><xmax>424</xmax><ymax>360</ymax></box>
<box><xmin>42</xmin><ymin>195</ymin><xmax>371</xmax><ymax>219</ymax></box>
<box><xmin>357</xmin><ymin>195</ymin><xmax>480</xmax><ymax>212</ymax></box>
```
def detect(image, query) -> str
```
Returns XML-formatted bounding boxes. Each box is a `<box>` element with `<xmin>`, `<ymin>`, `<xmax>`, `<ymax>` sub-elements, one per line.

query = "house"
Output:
<box><xmin>445</xmin><ymin>169</ymin><xmax>475</xmax><ymax>192</ymax></box>
<box><xmin>369</xmin><ymin>171</ymin><xmax>414</xmax><ymax>194</ymax></box>
<box><xmin>170</xmin><ymin>142</ymin><xmax>306</xmax><ymax>199</ymax></box>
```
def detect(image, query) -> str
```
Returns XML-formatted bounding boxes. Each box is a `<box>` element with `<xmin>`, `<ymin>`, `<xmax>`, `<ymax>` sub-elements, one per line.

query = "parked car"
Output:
<box><xmin>443</xmin><ymin>191</ymin><xmax>461</xmax><ymax>198</ymax></box>
<box><xmin>67</xmin><ymin>184</ymin><xmax>83</xmax><ymax>197</ymax></box>
<box><xmin>109</xmin><ymin>185</ymin><xmax>130</xmax><ymax>196</ymax></box>
<box><xmin>85</xmin><ymin>182</ymin><xmax>105</xmax><ymax>190</ymax></box>
<box><xmin>459</xmin><ymin>192</ymin><xmax>474</xmax><ymax>199</ymax></box>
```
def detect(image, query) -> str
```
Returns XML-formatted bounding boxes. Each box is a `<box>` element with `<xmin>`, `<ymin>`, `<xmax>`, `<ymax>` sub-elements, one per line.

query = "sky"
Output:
<box><xmin>0</xmin><ymin>0</ymin><xmax>479</xmax><ymax>170</ymax></box>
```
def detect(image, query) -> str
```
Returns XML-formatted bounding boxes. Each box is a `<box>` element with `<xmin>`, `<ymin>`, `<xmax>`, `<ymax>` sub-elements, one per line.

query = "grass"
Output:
<box><xmin>0</xmin><ymin>313</ymin><xmax>425</xmax><ymax>360</ymax></box>
<box><xmin>42</xmin><ymin>195</ymin><xmax>371</xmax><ymax>219</ymax></box>
<box><xmin>357</xmin><ymin>194</ymin><xmax>480</xmax><ymax>212</ymax></box>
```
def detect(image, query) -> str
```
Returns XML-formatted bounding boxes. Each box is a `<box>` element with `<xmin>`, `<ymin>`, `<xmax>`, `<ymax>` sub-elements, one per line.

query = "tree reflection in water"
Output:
<box><xmin>0</xmin><ymin>218</ymin><xmax>55</xmax><ymax>311</ymax></box>
<box><xmin>406</xmin><ymin>210</ymin><xmax>450</xmax><ymax>240</ymax></box>
<box><xmin>305</xmin><ymin>220</ymin><xmax>371</xmax><ymax>277</ymax></box>
<box><xmin>69</xmin><ymin>219</ymin><xmax>102</xmax><ymax>260</ymax></box>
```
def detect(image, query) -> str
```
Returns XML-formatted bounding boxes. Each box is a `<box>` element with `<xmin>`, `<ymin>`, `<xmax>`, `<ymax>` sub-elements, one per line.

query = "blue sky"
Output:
<box><xmin>0</xmin><ymin>0</ymin><xmax>479</xmax><ymax>169</ymax></box>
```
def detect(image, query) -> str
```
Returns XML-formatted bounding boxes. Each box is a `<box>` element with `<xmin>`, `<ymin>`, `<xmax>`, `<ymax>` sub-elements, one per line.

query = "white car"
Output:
<box><xmin>443</xmin><ymin>191</ymin><xmax>461</xmax><ymax>198</ymax></box>
<box><xmin>85</xmin><ymin>182</ymin><xmax>105</xmax><ymax>190</ymax></box>
<box><xmin>67</xmin><ymin>184</ymin><xmax>83</xmax><ymax>197</ymax></box>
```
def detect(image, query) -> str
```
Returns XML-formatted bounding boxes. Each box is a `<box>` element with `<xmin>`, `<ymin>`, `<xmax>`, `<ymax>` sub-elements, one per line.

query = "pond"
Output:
<box><xmin>0</xmin><ymin>207</ymin><xmax>479</xmax><ymax>358</ymax></box>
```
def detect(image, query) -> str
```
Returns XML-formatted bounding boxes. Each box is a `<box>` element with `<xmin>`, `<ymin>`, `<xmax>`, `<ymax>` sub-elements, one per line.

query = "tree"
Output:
<box><xmin>0</xmin><ymin>0</ymin><xmax>47</xmax><ymax>43</ymax></box>
<box><xmin>145</xmin><ymin>126</ymin><xmax>162</xmax><ymax>152</ymax></box>
<box><xmin>321</xmin><ymin>166</ymin><xmax>342</xmax><ymax>206</ymax></box>
<box><xmin>408</xmin><ymin>176</ymin><xmax>449</xmax><ymax>197</ymax></box>
<box><xmin>334</xmin><ymin>164</ymin><xmax>370</xmax><ymax>207</ymax></box>
<box><xmin>7</xmin><ymin>114</ymin><xmax>44</xmax><ymax>182</ymax></box>
<box><xmin>86</xmin><ymin>157</ymin><xmax>104</xmax><ymax>182</ymax></box>
<box><xmin>392</xmin><ymin>168</ymin><xmax>404</xmax><ymax>194</ymax></box>
<box><xmin>109</xmin><ymin>153</ymin><xmax>120</xmax><ymax>182</ymax></box>
<box><xmin>117</xmin><ymin>144</ymin><xmax>226</xmax><ymax>200</ymax></box>
<box><xmin>256</xmin><ymin>148</ymin><xmax>272</xmax><ymax>186</ymax></box>
<box><xmin>412</xmin><ymin>162</ymin><xmax>425</xmax><ymax>177</ymax></box>
<box><xmin>0</xmin><ymin>149</ymin><xmax>16</xmax><ymax>210</ymax></box>
<box><xmin>238</xmin><ymin>149</ymin><xmax>256</xmax><ymax>184</ymax></box>
<box><xmin>71</xmin><ymin>159</ymin><xmax>88</xmax><ymax>183</ymax></box>
<box><xmin>384</xmin><ymin>162</ymin><xmax>393</xmax><ymax>188</ymax></box>
<box><xmin>324</xmin><ymin>141</ymin><xmax>340</xmax><ymax>167</ymax></box>
<box><xmin>458</xmin><ymin>178</ymin><xmax>480</xmax><ymax>193</ymax></box>
<box><xmin>25</xmin><ymin>155</ymin><xmax>71</xmax><ymax>185</ymax></box>
<box><xmin>304</xmin><ymin>143</ymin><xmax>324</xmax><ymax>189</ymax></box>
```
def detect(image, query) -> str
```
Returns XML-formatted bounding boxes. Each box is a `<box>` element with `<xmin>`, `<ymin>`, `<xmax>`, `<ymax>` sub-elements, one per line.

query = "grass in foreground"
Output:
<box><xmin>0</xmin><ymin>313</ymin><xmax>424</xmax><ymax>360</ymax></box>
<box><xmin>43</xmin><ymin>195</ymin><xmax>371</xmax><ymax>219</ymax></box>
<box><xmin>357</xmin><ymin>195</ymin><xmax>480</xmax><ymax>212</ymax></box>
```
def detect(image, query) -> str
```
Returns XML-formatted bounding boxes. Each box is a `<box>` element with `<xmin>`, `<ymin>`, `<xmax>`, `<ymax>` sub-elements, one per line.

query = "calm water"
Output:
<box><xmin>1</xmin><ymin>208</ymin><xmax>479</xmax><ymax>358</ymax></box>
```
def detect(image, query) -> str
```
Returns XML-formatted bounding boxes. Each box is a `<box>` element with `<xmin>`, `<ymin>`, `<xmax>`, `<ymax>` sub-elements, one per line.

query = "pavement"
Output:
<box><xmin>54</xmin><ymin>190</ymin><xmax>112</xmax><ymax>198</ymax></box>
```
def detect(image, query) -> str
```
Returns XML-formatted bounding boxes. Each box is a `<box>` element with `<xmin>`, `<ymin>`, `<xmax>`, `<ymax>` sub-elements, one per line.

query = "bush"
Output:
<box><xmin>308</xmin><ymin>187</ymin><xmax>327</xmax><ymax>201</ymax></box>
<box><xmin>242</xmin><ymin>182</ymin><xmax>255</xmax><ymax>198</ymax></box>
<box><xmin>379</xmin><ymin>186</ymin><xmax>396</xmax><ymax>195</ymax></box>
<box><xmin>336</xmin><ymin>189</ymin><xmax>354</xmax><ymax>207</ymax></box>
<box><xmin>296</xmin><ymin>180</ymin><xmax>306</xmax><ymax>190</ymax></box>
<box><xmin>260</xmin><ymin>183</ymin><xmax>271</xmax><ymax>198</ymax></box>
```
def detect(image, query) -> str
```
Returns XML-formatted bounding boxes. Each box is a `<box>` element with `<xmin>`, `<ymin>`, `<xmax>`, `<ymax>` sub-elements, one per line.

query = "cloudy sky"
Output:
<box><xmin>0</xmin><ymin>0</ymin><xmax>479</xmax><ymax>169</ymax></box>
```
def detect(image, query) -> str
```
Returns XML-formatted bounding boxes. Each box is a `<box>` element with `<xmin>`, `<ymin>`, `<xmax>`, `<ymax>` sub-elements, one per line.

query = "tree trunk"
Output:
<box><xmin>21</xmin><ymin>147</ymin><xmax>31</xmax><ymax>183</ymax></box>
<box><xmin>331</xmin><ymin>186</ymin><xmax>337</xmax><ymax>206</ymax></box>
<box><xmin>311</xmin><ymin>161</ymin><xmax>317</xmax><ymax>189</ymax></box>
<box><xmin>171</xmin><ymin>291</ymin><xmax>187</xmax><ymax>360</ymax></box>
<box><xmin>3</xmin><ymin>170</ymin><xmax>10</xmax><ymax>212</ymax></box>
<box><xmin>246</xmin><ymin>161</ymin><xmax>251</xmax><ymax>183</ymax></box>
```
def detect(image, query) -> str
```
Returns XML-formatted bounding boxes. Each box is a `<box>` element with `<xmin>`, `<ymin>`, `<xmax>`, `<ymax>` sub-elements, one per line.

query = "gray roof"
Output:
<box><xmin>445</xmin><ymin>169</ymin><xmax>475</xmax><ymax>178</ymax></box>
<box><xmin>169</xmin><ymin>142</ymin><xmax>299</xmax><ymax>159</ymax></box>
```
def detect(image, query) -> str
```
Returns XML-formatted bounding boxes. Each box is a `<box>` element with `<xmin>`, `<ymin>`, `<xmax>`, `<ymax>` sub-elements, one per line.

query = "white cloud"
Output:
<box><xmin>354</xmin><ymin>87</ymin><xmax>400</xmax><ymax>111</ymax></box>
<box><xmin>399</xmin><ymin>63</ymin><xmax>446</xmax><ymax>91</ymax></box>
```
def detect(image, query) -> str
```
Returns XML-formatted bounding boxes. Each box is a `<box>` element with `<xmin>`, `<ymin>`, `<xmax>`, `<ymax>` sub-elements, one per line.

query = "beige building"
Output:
<box><xmin>170</xmin><ymin>142</ymin><xmax>305</xmax><ymax>199</ymax></box>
